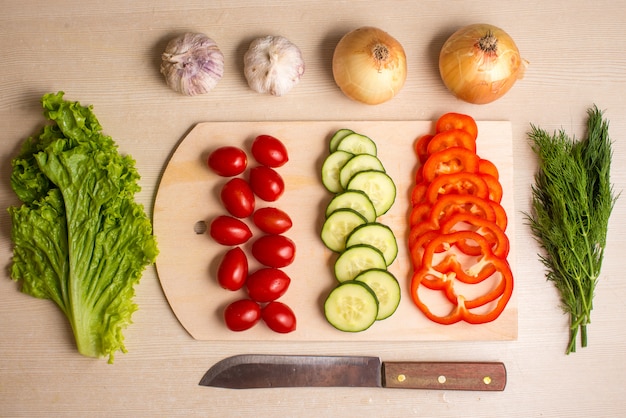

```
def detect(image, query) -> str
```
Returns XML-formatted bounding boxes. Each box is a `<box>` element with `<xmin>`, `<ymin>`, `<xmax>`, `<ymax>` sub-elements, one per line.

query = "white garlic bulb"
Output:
<box><xmin>243</xmin><ymin>36</ymin><xmax>305</xmax><ymax>96</ymax></box>
<box><xmin>160</xmin><ymin>32</ymin><xmax>224</xmax><ymax>96</ymax></box>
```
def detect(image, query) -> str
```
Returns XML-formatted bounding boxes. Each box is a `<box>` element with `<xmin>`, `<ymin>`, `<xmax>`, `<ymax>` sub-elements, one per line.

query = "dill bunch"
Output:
<box><xmin>526</xmin><ymin>105</ymin><xmax>617</xmax><ymax>354</ymax></box>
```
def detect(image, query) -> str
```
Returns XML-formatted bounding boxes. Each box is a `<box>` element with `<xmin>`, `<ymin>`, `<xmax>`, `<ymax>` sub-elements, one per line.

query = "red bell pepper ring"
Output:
<box><xmin>409</xmin><ymin>202</ymin><xmax>432</xmax><ymax>227</ymax></box>
<box><xmin>412</xmin><ymin>230</ymin><xmax>502</xmax><ymax>286</ymax></box>
<box><xmin>427</xmin><ymin>193</ymin><xmax>499</xmax><ymax>229</ymax></box>
<box><xmin>435</xmin><ymin>112</ymin><xmax>479</xmax><ymax>141</ymax></box>
<box><xmin>410</xmin><ymin>231</ymin><xmax>513</xmax><ymax>324</ymax></box>
<box><xmin>410</xmin><ymin>182</ymin><xmax>428</xmax><ymax>206</ymax></box>
<box><xmin>439</xmin><ymin>213</ymin><xmax>510</xmax><ymax>258</ymax></box>
<box><xmin>421</xmin><ymin>146</ymin><xmax>480</xmax><ymax>183</ymax></box>
<box><xmin>414</xmin><ymin>134</ymin><xmax>434</xmax><ymax>164</ymax></box>
<box><xmin>427</xmin><ymin>129</ymin><xmax>477</xmax><ymax>156</ymax></box>
<box><xmin>478</xmin><ymin>158</ymin><xmax>499</xmax><ymax>180</ymax></box>
<box><xmin>425</xmin><ymin>171</ymin><xmax>490</xmax><ymax>204</ymax></box>
<box><xmin>481</xmin><ymin>173</ymin><xmax>503</xmax><ymax>203</ymax></box>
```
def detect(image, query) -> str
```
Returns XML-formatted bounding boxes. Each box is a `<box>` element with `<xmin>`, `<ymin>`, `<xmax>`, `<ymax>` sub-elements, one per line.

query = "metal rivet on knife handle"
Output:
<box><xmin>382</xmin><ymin>361</ymin><xmax>507</xmax><ymax>391</ymax></box>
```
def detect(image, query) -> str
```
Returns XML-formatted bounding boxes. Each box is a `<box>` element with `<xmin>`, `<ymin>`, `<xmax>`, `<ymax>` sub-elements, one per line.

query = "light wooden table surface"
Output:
<box><xmin>1</xmin><ymin>1</ymin><xmax>625</xmax><ymax>417</ymax></box>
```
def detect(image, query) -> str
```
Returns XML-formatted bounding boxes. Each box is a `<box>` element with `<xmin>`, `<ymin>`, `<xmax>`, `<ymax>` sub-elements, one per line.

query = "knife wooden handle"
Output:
<box><xmin>382</xmin><ymin>361</ymin><xmax>506</xmax><ymax>391</ymax></box>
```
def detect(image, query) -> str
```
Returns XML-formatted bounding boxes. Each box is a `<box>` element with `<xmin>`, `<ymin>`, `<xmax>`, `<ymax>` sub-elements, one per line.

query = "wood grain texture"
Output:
<box><xmin>1</xmin><ymin>1</ymin><xmax>626</xmax><ymax>417</ymax></box>
<box><xmin>154</xmin><ymin>120</ymin><xmax>517</xmax><ymax>341</ymax></box>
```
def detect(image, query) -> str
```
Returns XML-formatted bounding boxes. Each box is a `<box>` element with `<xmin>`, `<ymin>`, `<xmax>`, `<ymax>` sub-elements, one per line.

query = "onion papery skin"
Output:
<box><xmin>439</xmin><ymin>24</ymin><xmax>527</xmax><ymax>104</ymax></box>
<box><xmin>332</xmin><ymin>27</ymin><xmax>407</xmax><ymax>105</ymax></box>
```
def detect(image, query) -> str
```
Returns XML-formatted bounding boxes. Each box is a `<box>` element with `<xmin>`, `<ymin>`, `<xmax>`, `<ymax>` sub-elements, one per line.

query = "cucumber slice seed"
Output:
<box><xmin>345</xmin><ymin>222</ymin><xmax>398</xmax><ymax>266</ymax></box>
<box><xmin>321</xmin><ymin>208</ymin><xmax>367</xmax><ymax>253</ymax></box>
<box><xmin>346</xmin><ymin>170</ymin><xmax>396</xmax><ymax>217</ymax></box>
<box><xmin>339</xmin><ymin>153</ymin><xmax>386</xmax><ymax>190</ymax></box>
<box><xmin>324</xmin><ymin>281</ymin><xmax>379</xmax><ymax>332</ymax></box>
<box><xmin>325</xmin><ymin>190</ymin><xmax>377</xmax><ymax>223</ymax></box>
<box><xmin>329</xmin><ymin>128</ymin><xmax>354</xmax><ymax>153</ymax></box>
<box><xmin>321</xmin><ymin>150</ymin><xmax>354</xmax><ymax>193</ymax></box>
<box><xmin>335</xmin><ymin>133</ymin><xmax>377</xmax><ymax>156</ymax></box>
<box><xmin>354</xmin><ymin>269</ymin><xmax>401</xmax><ymax>320</ymax></box>
<box><xmin>333</xmin><ymin>244</ymin><xmax>387</xmax><ymax>283</ymax></box>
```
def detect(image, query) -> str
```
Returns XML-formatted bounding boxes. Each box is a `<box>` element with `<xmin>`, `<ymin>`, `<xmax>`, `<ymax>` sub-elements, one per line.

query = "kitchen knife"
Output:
<box><xmin>199</xmin><ymin>354</ymin><xmax>506</xmax><ymax>391</ymax></box>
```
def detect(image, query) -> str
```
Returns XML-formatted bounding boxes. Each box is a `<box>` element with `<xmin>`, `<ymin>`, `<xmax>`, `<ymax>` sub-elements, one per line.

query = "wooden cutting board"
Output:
<box><xmin>153</xmin><ymin>120</ymin><xmax>517</xmax><ymax>341</ymax></box>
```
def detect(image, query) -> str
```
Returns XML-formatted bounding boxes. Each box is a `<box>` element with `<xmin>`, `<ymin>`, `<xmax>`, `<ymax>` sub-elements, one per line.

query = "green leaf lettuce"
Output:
<box><xmin>8</xmin><ymin>92</ymin><xmax>158</xmax><ymax>363</ymax></box>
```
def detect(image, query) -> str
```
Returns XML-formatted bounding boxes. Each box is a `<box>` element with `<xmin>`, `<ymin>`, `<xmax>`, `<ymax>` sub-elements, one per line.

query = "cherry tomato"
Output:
<box><xmin>249</xmin><ymin>166</ymin><xmax>285</xmax><ymax>202</ymax></box>
<box><xmin>217</xmin><ymin>247</ymin><xmax>248</xmax><ymax>291</ymax></box>
<box><xmin>251</xmin><ymin>135</ymin><xmax>289</xmax><ymax>167</ymax></box>
<box><xmin>246</xmin><ymin>268</ymin><xmax>291</xmax><ymax>302</ymax></box>
<box><xmin>207</xmin><ymin>146</ymin><xmax>247</xmax><ymax>177</ymax></box>
<box><xmin>209</xmin><ymin>215</ymin><xmax>252</xmax><ymax>246</ymax></box>
<box><xmin>252</xmin><ymin>207</ymin><xmax>293</xmax><ymax>234</ymax></box>
<box><xmin>251</xmin><ymin>234</ymin><xmax>296</xmax><ymax>268</ymax></box>
<box><xmin>220</xmin><ymin>178</ymin><xmax>255</xmax><ymax>218</ymax></box>
<box><xmin>262</xmin><ymin>301</ymin><xmax>296</xmax><ymax>333</ymax></box>
<box><xmin>223</xmin><ymin>299</ymin><xmax>261</xmax><ymax>331</ymax></box>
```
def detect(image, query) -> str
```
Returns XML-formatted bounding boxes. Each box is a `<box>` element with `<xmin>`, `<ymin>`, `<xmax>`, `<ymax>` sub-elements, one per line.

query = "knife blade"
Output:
<box><xmin>199</xmin><ymin>354</ymin><xmax>506</xmax><ymax>391</ymax></box>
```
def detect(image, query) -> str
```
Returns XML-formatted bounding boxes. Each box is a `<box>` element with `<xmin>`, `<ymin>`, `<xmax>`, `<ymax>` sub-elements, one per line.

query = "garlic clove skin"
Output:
<box><xmin>160</xmin><ymin>32</ymin><xmax>224</xmax><ymax>96</ymax></box>
<box><xmin>243</xmin><ymin>36</ymin><xmax>305</xmax><ymax>96</ymax></box>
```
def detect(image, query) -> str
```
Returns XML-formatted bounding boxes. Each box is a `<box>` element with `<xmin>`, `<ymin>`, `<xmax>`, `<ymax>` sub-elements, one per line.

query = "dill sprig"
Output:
<box><xmin>526</xmin><ymin>105</ymin><xmax>618</xmax><ymax>354</ymax></box>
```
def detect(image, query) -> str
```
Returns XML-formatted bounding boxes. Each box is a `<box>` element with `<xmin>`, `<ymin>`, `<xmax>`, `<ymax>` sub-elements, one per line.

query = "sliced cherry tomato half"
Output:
<box><xmin>251</xmin><ymin>234</ymin><xmax>296</xmax><ymax>268</ymax></box>
<box><xmin>262</xmin><ymin>301</ymin><xmax>297</xmax><ymax>333</ymax></box>
<box><xmin>421</xmin><ymin>147</ymin><xmax>480</xmax><ymax>183</ymax></box>
<box><xmin>223</xmin><ymin>299</ymin><xmax>261</xmax><ymax>331</ymax></box>
<box><xmin>253</xmin><ymin>207</ymin><xmax>293</xmax><ymax>234</ymax></box>
<box><xmin>249</xmin><ymin>166</ymin><xmax>285</xmax><ymax>202</ymax></box>
<box><xmin>435</xmin><ymin>112</ymin><xmax>479</xmax><ymax>140</ymax></box>
<box><xmin>246</xmin><ymin>268</ymin><xmax>291</xmax><ymax>303</ymax></box>
<box><xmin>217</xmin><ymin>247</ymin><xmax>249</xmax><ymax>291</ymax></box>
<box><xmin>251</xmin><ymin>135</ymin><xmax>289</xmax><ymax>168</ymax></box>
<box><xmin>207</xmin><ymin>146</ymin><xmax>247</xmax><ymax>177</ymax></box>
<box><xmin>209</xmin><ymin>215</ymin><xmax>253</xmax><ymax>246</ymax></box>
<box><xmin>220</xmin><ymin>178</ymin><xmax>255</xmax><ymax>218</ymax></box>
<box><xmin>426</xmin><ymin>129</ymin><xmax>477</xmax><ymax>155</ymax></box>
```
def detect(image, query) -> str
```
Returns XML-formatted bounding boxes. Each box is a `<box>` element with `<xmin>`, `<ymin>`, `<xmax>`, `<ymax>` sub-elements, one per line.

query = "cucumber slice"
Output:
<box><xmin>346</xmin><ymin>170</ymin><xmax>396</xmax><ymax>216</ymax></box>
<box><xmin>335</xmin><ymin>133</ymin><xmax>377</xmax><ymax>156</ymax></box>
<box><xmin>333</xmin><ymin>244</ymin><xmax>387</xmax><ymax>282</ymax></box>
<box><xmin>324</xmin><ymin>281</ymin><xmax>379</xmax><ymax>332</ymax></box>
<box><xmin>325</xmin><ymin>190</ymin><xmax>377</xmax><ymax>223</ymax></box>
<box><xmin>345</xmin><ymin>222</ymin><xmax>398</xmax><ymax>266</ymax></box>
<box><xmin>321</xmin><ymin>209</ymin><xmax>367</xmax><ymax>252</ymax></box>
<box><xmin>339</xmin><ymin>153</ymin><xmax>385</xmax><ymax>189</ymax></box>
<box><xmin>329</xmin><ymin>128</ymin><xmax>354</xmax><ymax>153</ymax></box>
<box><xmin>321</xmin><ymin>150</ymin><xmax>354</xmax><ymax>193</ymax></box>
<box><xmin>354</xmin><ymin>269</ymin><xmax>401</xmax><ymax>320</ymax></box>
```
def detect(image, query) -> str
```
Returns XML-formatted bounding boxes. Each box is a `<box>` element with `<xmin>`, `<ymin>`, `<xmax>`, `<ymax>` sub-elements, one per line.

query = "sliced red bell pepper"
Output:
<box><xmin>427</xmin><ymin>129</ymin><xmax>477</xmax><ymax>155</ymax></box>
<box><xmin>421</xmin><ymin>146</ymin><xmax>480</xmax><ymax>183</ymax></box>
<box><xmin>409</xmin><ymin>202</ymin><xmax>432</xmax><ymax>227</ymax></box>
<box><xmin>425</xmin><ymin>171</ymin><xmax>490</xmax><ymax>204</ymax></box>
<box><xmin>478</xmin><ymin>158</ymin><xmax>499</xmax><ymax>179</ymax></box>
<box><xmin>410</xmin><ymin>182</ymin><xmax>429</xmax><ymax>206</ymax></box>
<box><xmin>481</xmin><ymin>173</ymin><xmax>503</xmax><ymax>203</ymax></box>
<box><xmin>435</xmin><ymin>112</ymin><xmax>479</xmax><ymax>141</ymax></box>
<box><xmin>427</xmin><ymin>194</ymin><xmax>498</xmax><ymax>228</ymax></box>
<box><xmin>410</xmin><ymin>231</ymin><xmax>513</xmax><ymax>324</ymax></box>
<box><xmin>414</xmin><ymin>134</ymin><xmax>433</xmax><ymax>164</ymax></box>
<box><xmin>439</xmin><ymin>213</ymin><xmax>509</xmax><ymax>258</ymax></box>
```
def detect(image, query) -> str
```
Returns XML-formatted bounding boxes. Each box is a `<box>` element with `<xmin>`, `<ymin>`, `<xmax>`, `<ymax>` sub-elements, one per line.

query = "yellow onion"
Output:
<box><xmin>439</xmin><ymin>23</ymin><xmax>528</xmax><ymax>104</ymax></box>
<box><xmin>332</xmin><ymin>26</ymin><xmax>407</xmax><ymax>105</ymax></box>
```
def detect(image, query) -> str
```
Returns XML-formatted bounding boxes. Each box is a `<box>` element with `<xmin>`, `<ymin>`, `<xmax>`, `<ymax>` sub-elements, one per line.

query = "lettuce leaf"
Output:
<box><xmin>8</xmin><ymin>92</ymin><xmax>158</xmax><ymax>363</ymax></box>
